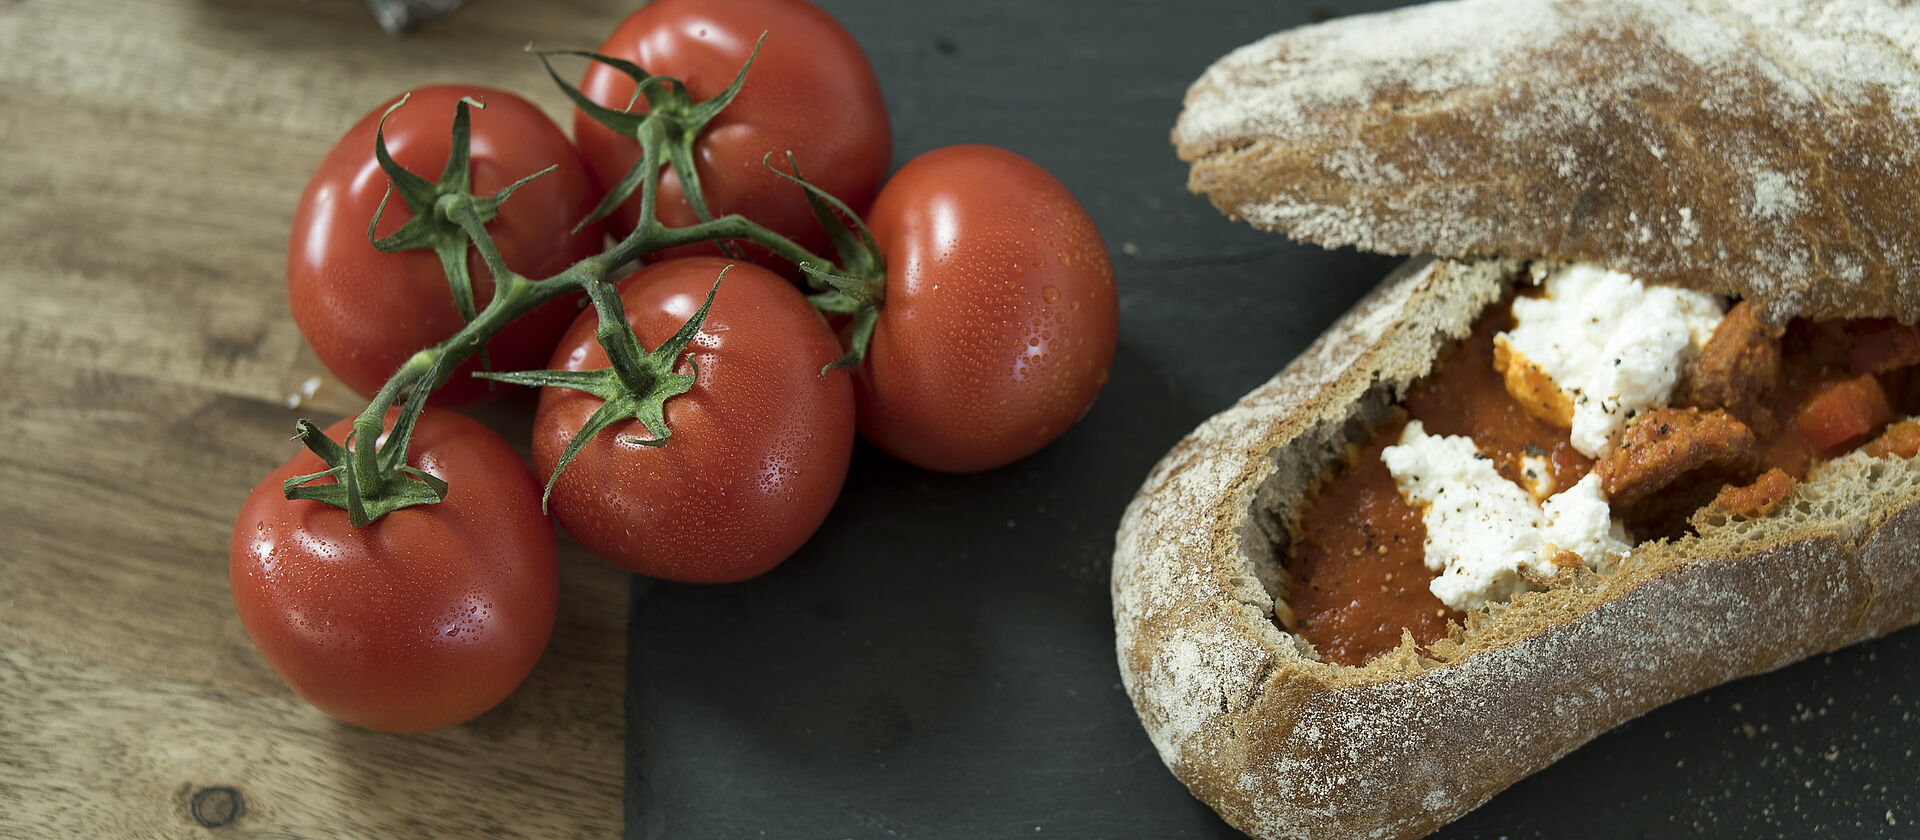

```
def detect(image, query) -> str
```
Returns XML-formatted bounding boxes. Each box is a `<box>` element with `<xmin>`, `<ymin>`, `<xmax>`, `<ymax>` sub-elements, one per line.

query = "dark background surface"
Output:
<box><xmin>623</xmin><ymin>1</ymin><xmax>1920</xmax><ymax>838</ymax></box>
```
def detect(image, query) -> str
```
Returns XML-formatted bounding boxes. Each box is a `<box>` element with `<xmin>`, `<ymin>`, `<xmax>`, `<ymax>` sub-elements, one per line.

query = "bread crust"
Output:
<box><xmin>1111</xmin><ymin>258</ymin><xmax>1920</xmax><ymax>840</ymax></box>
<box><xmin>1171</xmin><ymin>0</ymin><xmax>1920</xmax><ymax>324</ymax></box>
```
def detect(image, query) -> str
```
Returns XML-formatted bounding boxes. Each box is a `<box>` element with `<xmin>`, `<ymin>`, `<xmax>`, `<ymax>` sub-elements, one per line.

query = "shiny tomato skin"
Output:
<box><xmin>574</xmin><ymin>0</ymin><xmax>891</xmax><ymax>264</ymax></box>
<box><xmin>534</xmin><ymin>257</ymin><xmax>854</xmax><ymax>582</ymax></box>
<box><xmin>289</xmin><ymin>85</ymin><xmax>605</xmax><ymax>404</ymax></box>
<box><xmin>858</xmin><ymin>145</ymin><xmax>1119</xmax><ymax>473</ymax></box>
<box><xmin>229</xmin><ymin>410</ymin><xmax>558</xmax><ymax>734</ymax></box>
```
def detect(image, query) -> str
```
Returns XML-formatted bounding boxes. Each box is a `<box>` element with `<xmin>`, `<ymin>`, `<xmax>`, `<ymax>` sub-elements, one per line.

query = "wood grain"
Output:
<box><xmin>1</xmin><ymin>0</ymin><xmax>638</xmax><ymax>835</ymax></box>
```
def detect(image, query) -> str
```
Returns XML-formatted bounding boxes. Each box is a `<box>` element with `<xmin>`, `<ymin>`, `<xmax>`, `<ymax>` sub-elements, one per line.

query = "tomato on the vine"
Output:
<box><xmin>574</xmin><ymin>0</ymin><xmax>891</xmax><ymax>264</ymax></box>
<box><xmin>288</xmin><ymin>85</ymin><xmax>606</xmax><ymax>405</ymax></box>
<box><xmin>533</xmin><ymin>257</ymin><xmax>855</xmax><ymax>583</ymax></box>
<box><xmin>230</xmin><ymin>409</ymin><xmax>558</xmax><ymax>734</ymax></box>
<box><xmin>855</xmin><ymin>144</ymin><xmax>1119</xmax><ymax>473</ymax></box>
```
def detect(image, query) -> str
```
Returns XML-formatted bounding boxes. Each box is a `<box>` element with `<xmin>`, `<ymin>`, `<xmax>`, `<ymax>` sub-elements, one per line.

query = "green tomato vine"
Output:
<box><xmin>283</xmin><ymin>38</ymin><xmax>888</xmax><ymax>525</ymax></box>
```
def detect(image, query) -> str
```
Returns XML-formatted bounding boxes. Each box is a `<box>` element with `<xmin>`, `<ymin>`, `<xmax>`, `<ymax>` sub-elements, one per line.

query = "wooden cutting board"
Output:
<box><xmin>0</xmin><ymin>1</ymin><xmax>640</xmax><ymax>836</ymax></box>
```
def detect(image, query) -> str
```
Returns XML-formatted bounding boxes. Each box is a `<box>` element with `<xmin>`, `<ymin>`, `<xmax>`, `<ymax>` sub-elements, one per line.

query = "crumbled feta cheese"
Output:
<box><xmin>1382</xmin><ymin>421</ymin><xmax>1633</xmax><ymax>611</ymax></box>
<box><xmin>1501</xmin><ymin>264</ymin><xmax>1724</xmax><ymax>457</ymax></box>
<box><xmin>1539</xmin><ymin>475</ymin><xmax>1630</xmax><ymax>574</ymax></box>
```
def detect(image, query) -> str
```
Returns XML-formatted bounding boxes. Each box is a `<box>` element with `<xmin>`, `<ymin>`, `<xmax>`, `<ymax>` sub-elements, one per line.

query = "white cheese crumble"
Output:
<box><xmin>1382</xmin><ymin>421</ymin><xmax>1633</xmax><ymax>611</ymax></box>
<box><xmin>1501</xmin><ymin>264</ymin><xmax>1724</xmax><ymax>457</ymax></box>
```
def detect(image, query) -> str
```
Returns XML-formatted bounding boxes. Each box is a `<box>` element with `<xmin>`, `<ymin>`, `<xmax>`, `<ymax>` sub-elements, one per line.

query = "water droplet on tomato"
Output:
<box><xmin>1042</xmin><ymin>286</ymin><xmax>1060</xmax><ymax>303</ymax></box>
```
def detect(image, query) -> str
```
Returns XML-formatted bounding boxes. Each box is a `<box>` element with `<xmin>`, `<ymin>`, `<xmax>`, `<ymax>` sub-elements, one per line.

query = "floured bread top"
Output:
<box><xmin>1175</xmin><ymin>0</ymin><xmax>1920</xmax><ymax>324</ymax></box>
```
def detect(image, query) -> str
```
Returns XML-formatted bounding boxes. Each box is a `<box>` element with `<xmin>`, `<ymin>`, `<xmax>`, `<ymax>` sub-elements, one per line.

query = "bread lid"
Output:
<box><xmin>1173</xmin><ymin>0</ymin><xmax>1920</xmax><ymax>323</ymax></box>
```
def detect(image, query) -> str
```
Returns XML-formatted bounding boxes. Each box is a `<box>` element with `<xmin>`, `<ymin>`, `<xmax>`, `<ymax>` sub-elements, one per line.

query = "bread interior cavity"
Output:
<box><xmin>1236</xmin><ymin>258</ymin><xmax>1518</xmax><ymax>661</ymax></box>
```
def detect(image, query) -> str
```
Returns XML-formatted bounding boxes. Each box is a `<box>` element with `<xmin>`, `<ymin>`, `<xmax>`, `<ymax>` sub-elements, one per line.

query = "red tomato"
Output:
<box><xmin>289</xmin><ymin>85</ymin><xmax>605</xmax><ymax>404</ymax></box>
<box><xmin>230</xmin><ymin>409</ymin><xmax>558</xmax><ymax>734</ymax></box>
<box><xmin>574</xmin><ymin>0</ymin><xmax>891</xmax><ymax>263</ymax></box>
<box><xmin>533</xmin><ymin>257</ymin><xmax>854</xmax><ymax>582</ymax></box>
<box><xmin>1795</xmin><ymin>373</ymin><xmax>1892</xmax><ymax>454</ymax></box>
<box><xmin>858</xmin><ymin>145</ymin><xmax>1119</xmax><ymax>473</ymax></box>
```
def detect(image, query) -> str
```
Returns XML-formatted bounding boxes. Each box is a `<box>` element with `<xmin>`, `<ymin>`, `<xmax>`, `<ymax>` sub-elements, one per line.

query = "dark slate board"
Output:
<box><xmin>624</xmin><ymin>1</ymin><xmax>1920</xmax><ymax>837</ymax></box>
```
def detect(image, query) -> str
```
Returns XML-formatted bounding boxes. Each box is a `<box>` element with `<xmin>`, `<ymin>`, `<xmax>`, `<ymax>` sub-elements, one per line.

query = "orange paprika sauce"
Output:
<box><xmin>1290</xmin><ymin>303</ymin><xmax>1589</xmax><ymax>666</ymax></box>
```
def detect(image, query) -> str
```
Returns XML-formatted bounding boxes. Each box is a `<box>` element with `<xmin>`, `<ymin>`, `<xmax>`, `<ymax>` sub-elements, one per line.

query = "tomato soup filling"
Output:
<box><xmin>1284</xmin><ymin>268</ymin><xmax>1920</xmax><ymax>667</ymax></box>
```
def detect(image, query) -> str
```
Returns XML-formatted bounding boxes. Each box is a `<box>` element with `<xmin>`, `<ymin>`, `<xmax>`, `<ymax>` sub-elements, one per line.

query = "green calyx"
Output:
<box><xmin>480</xmin><ymin>272</ymin><xmax>723</xmax><ymax>510</ymax></box>
<box><xmin>367</xmin><ymin>95</ymin><xmax>554</xmax><ymax>334</ymax></box>
<box><xmin>765</xmin><ymin>153</ymin><xmax>887</xmax><ymax>373</ymax></box>
<box><xmin>282</xmin><ymin>416</ymin><xmax>447</xmax><ymax>528</ymax></box>
<box><xmin>282</xmin><ymin>334</ymin><xmax>475</xmax><ymax>527</ymax></box>
<box><xmin>535</xmin><ymin>35</ymin><xmax>763</xmax><ymax>238</ymax></box>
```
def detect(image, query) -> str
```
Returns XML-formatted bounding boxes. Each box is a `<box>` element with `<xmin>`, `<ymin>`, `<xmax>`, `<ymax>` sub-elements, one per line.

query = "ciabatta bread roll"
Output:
<box><xmin>1113</xmin><ymin>1</ymin><xmax>1920</xmax><ymax>838</ymax></box>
